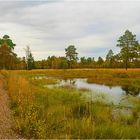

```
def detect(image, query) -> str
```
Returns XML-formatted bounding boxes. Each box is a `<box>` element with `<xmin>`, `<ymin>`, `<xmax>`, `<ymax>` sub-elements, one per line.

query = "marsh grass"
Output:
<box><xmin>14</xmin><ymin>69</ymin><xmax>140</xmax><ymax>88</ymax></box>
<box><xmin>3</xmin><ymin>70</ymin><xmax>140</xmax><ymax>139</ymax></box>
<box><xmin>78</xmin><ymin>87</ymin><xmax>91</xmax><ymax>92</ymax></box>
<box><xmin>13</xmin><ymin>69</ymin><xmax>140</xmax><ymax>78</ymax></box>
<box><xmin>30</xmin><ymin>78</ymin><xmax>58</xmax><ymax>87</ymax></box>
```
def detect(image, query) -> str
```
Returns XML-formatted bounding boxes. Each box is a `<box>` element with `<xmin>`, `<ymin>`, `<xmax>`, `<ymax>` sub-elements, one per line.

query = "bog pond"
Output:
<box><xmin>34</xmin><ymin>76</ymin><xmax>140</xmax><ymax>105</ymax></box>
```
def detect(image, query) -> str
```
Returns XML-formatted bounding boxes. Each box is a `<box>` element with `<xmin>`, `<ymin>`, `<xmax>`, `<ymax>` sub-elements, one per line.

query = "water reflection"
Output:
<box><xmin>63</xmin><ymin>79</ymin><xmax>76</xmax><ymax>85</ymax></box>
<box><xmin>34</xmin><ymin>76</ymin><xmax>140</xmax><ymax>105</ymax></box>
<box><xmin>58</xmin><ymin>78</ymin><xmax>140</xmax><ymax>105</ymax></box>
<box><xmin>122</xmin><ymin>86</ymin><xmax>140</xmax><ymax>96</ymax></box>
<box><xmin>60</xmin><ymin>78</ymin><xmax>140</xmax><ymax>97</ymax></box>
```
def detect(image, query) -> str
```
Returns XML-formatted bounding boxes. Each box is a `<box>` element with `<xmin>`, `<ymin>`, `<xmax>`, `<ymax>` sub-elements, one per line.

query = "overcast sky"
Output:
<box><xmin>0</xmin><ymin>0</ymin><xmax>140</xmax><ymax>60</ymax></box>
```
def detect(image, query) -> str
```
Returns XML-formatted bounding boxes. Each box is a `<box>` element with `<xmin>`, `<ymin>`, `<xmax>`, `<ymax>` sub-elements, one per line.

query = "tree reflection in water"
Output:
<box><xmin>121</xmin><ymin>86</ymin><xmax>140</xmax><ymax>96</ymax></box>
<box><xmin>63</xmin><ymin>79</ymin><xmax>76</xmax><ymax>85</ymax></box>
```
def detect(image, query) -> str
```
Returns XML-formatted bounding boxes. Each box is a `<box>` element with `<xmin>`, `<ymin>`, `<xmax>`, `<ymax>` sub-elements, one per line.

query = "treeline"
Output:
<box><xmin>0</xmin><ymin>30</ymin><xmax>140</xmax><ymax>70</ymax></box>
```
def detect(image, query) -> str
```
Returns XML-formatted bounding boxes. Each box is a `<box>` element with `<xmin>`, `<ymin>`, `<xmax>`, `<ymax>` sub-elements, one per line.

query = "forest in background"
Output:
<box><xmin>0</xmin><ymin>30</ymin><xmax>140</xmax><ymax>70</ymax></box>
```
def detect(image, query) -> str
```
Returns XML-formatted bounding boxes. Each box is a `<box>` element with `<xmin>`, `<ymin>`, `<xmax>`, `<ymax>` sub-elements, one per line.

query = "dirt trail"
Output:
<box><xmin>0</xmin><ymin>74</ymin><xmax>17</xmax><ymax>139</ymax></box>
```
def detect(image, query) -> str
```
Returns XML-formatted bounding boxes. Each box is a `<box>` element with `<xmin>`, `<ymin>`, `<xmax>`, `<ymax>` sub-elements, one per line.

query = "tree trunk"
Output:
<box><xmin>125</xmin><ymin>59</ymin><xmax>127</xmax><ymax>70</ymax></box>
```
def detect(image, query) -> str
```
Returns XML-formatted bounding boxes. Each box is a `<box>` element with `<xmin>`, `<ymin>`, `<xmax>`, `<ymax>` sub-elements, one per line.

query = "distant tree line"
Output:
<box><xmin>0</xmin><ymin>30</ymin><xmax>140</xmax><ymax>70</ymax></box>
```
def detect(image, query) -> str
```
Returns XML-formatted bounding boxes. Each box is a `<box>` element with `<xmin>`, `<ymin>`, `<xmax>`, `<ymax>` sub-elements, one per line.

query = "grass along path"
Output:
<box><xmin>0</xmin><ymin>74</ymin><xmax>17</xmax><ymax>138</ymax></box>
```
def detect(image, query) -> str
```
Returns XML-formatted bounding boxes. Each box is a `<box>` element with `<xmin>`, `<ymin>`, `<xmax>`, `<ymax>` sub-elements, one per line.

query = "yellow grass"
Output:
<box><xmin>1</xmin><ymin>69</ymin><xmax>140</xmax><ymax>139</ymax></box>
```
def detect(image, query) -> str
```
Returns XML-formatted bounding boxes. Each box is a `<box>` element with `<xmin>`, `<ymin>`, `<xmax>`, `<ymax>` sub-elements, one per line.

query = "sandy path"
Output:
<box><xmin>0</xmin><ymin>74</ymin><xmax>17</xmax><ymax>139</ymax></box>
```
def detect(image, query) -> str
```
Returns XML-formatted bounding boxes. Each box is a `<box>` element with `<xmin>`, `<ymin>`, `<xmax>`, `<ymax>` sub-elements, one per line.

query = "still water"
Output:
<box><xmin>34</xmin><ymin>76</ymin><xmax>140</xmax><ymax>105</ymax></box>
<box><xmin>51</xmin><ymin>78</ymin><xmax>140</xmax><ymax>105</ymax></box>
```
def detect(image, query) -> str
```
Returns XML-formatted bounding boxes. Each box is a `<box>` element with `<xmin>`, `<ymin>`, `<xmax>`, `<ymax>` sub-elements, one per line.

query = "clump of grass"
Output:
<box><xmin>78</xmin><ymin>87</ymin><xmax>91</xmax><ymax>92</ymax></box>
<box><xmin>94</xmin><ymin>122</ymin><xmax>140</xmax><ymax>139</ymax></box>
<box><xmin>59</xmin><ymin>85</ymin><xmax>76</xmax><ymax>91</ymax></box>
<box><xmin>113</xmin><ymin>72</ymin><xmax>129</xmax><ymax>78</ymax></box>
<box><xmin>31</xmin><ymin>78</ymin><xmax>58</xmax><ymax>87</ymax></box>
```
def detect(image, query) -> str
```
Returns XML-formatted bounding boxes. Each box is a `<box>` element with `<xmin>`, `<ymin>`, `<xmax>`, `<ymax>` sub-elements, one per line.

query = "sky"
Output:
<box><xmin>0</xmin><ymin>0</ymin><xmax>140</xmax><ymax>60</ymax></box>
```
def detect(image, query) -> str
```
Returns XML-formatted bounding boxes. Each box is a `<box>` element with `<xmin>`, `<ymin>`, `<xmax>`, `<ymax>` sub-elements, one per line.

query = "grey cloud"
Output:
<box><xmin>0</xmin><ymin>0</ymin><xmax>140</xmax><ymax>60</ymax></box>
